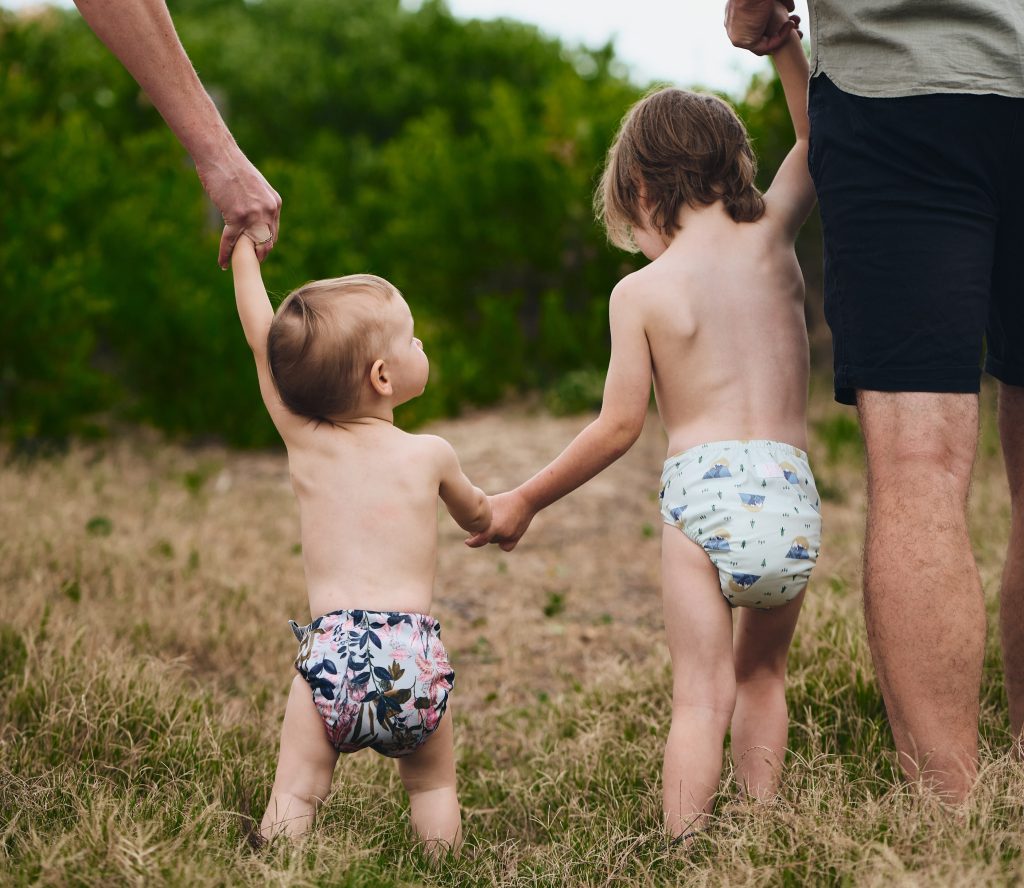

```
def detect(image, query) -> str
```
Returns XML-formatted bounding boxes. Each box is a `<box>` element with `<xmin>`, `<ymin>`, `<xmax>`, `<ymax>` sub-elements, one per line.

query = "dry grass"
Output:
<box><xmin>2</xmin><ymin>382</ymin><xmax>1022</xmax><ymax>886</ymax></box>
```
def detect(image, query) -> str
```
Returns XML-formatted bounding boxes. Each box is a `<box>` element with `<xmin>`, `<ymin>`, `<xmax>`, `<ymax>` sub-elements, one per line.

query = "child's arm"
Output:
<box><xmin>230</xmin><ymin>232</ymin><xmax>306</xmax><ymax>441</ymax></box>
<box><xmin>430</xmin><ymin>437</ymin><xmax>491</xmax><ymax>533</ymax></box>
<box><xmin>466</xmin><ymin>282</ymin><xmax>652</xmax><ymax>551</ymax></box>
<box><xmin>762</xmin><ymin>24</ymin><xmax>815</xmax><ymax>238</ymax></box>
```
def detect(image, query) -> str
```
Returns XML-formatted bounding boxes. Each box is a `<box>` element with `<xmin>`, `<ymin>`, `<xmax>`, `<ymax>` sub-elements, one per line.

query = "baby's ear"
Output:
<box><xmin>369</xmin><ymin>358</ymin><xmax>392</xmax><ymax>396</ymax></box>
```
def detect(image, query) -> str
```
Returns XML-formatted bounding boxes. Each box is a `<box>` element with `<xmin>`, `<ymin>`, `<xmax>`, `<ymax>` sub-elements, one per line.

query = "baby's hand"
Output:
<box><xmin>464</xmin><ymin>489</ymin><xmax>536</xmax><ymax>552</ymax></box>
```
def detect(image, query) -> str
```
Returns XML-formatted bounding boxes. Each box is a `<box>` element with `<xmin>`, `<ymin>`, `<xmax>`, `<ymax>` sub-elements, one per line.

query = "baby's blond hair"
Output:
<box><xmin>267</xmin><ymin>274</ymin><xmax>397</xmax><ymax>423</ymax></box>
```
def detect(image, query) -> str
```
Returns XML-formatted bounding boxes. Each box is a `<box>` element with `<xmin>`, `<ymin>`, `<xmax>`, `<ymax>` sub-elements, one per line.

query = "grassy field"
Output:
<box><xmin>2</xmin><ymin>382</ymin><xmax>1022</xmax><ymax>887</ymax></box>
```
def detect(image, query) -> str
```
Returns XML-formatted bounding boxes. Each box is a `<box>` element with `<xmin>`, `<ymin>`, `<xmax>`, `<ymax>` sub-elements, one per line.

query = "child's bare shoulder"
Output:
<box><xmin>406</xmin><ymin>432</ymin><xmax>460</xmax><ymax>476</ymax></box>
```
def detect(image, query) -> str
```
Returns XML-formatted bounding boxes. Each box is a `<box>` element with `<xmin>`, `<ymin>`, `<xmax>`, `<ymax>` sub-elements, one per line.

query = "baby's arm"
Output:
<box><xmin>762</xmin><ymin>18</ymin><xmax>815</xmax><ymax>238</ymax></box>
<box><xmin>467</xmin><ymin>281</ymin><xmax>652</xmax><ymax>551</ymax></box>
<box><xmin>230</xmin><ymin>232</ymin><xmax>305</xmax><ymax>441</ymax></box>
<box><xmin>431</xmin><ymin>437</ymin><xmax>491</xmax><ymax>533</ymax></box>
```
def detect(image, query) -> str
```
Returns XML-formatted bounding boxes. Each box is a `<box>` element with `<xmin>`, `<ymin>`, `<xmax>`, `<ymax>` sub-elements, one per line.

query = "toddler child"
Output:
<box><xmin>468</xmin><ymin>17</ymin><xmax>818</xmax><ymax>840</ymax></box>
<box><xmin>231</xmin><ymin>236</ymin><xmax>490</xmax><ymax>852</ymax></box>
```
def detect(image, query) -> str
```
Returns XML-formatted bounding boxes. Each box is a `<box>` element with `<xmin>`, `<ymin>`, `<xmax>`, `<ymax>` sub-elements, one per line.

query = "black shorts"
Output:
<box><xmin>807</xmin><ymin>74</ymin><xmax>1024</xmax><ymax>405</ymax></box>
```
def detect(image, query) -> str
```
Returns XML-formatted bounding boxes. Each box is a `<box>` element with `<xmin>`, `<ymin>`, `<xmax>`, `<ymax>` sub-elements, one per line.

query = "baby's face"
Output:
<box><xmin>386</xmin><ymin>295</ymin><xmax>429</xmax><ymax>404</ymax></box>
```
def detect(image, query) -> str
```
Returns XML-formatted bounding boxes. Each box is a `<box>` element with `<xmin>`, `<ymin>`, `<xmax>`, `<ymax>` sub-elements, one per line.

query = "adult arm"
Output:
<box><xmin>725</xmin><ymin>0</ymin><xmax>797</xmax><ymax>56</ymax></box>
<box><xmin>73</xmin><ymin>0</ymin><xmax>281</xmax><ymax>267</ymax></box>
<box><xmin>466</xmin><ymin>281</ymin><xmax>653</xmax><ymax>552</ymax></box>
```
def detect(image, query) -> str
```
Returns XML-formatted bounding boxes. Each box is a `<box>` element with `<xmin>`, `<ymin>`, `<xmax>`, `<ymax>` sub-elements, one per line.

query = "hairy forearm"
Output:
<box><xmin>518</xmin><ymin>417</ymin><xmax>637</xmax><ymax>513</ymax></box>
<box><xmin>73</xmin><ymin>0</ymin><xmax>236</xmax><ymax>163</ymax></box>
<box><xmin>772</xmin><ymin>30</ymin><xmax>810</xmax><ymax>141</ymax></box>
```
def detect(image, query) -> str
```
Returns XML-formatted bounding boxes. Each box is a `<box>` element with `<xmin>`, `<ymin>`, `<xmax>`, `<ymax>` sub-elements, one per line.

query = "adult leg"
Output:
<box><xmin>858</xmin><ymin>391</ymin><xmax>984</xmax><ymax>800</ymax></box>
<box><xmin>661</xmin><ymin>526</ymin><xmax>736</xmax><ymax>837</ymax></box>
<box><xmin>997</xmin><ymin>384</ymin><xmax>1024</xmax><ymax>744</ymax></box>
<box><xmin>261</xmin><ymin>675</ymin><xmax>339</xmax><ymax>841</ymax></box>
<box><xmin>731</xmin><ymin>590</ymin><xmax>805</xmax><ymax>799</ymax></box>
<box><xmin>397</xmin><ymin>708</ymin><xmax>461</xmax><ymax>856</ymax></box>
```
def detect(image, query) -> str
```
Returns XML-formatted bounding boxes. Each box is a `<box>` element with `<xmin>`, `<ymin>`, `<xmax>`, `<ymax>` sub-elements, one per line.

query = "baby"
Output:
<box><xmin>468</xmin><ymin>20</ymin><xmax>818</xmax><ymax>839</ymax></box>
<box><xmin>231</xmin><ymin>238</ymin><xmax>490</xmax><ymax>852</ymax></box>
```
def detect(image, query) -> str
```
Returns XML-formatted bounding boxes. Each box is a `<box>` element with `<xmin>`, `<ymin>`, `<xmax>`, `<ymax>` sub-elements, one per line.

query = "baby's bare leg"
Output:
<box><xmin>730</xmin><ymin>591</ymin><xmax>805</xmax><ymax>799</ymax></box>
<box><xmin>260</xmin><ymin>675</ymin><xmax>339</xmax><ymax>842</ymax></box>
<box><xmin>661</xmin><ymin>526</ymin><xmax>736</xmax><ymax>838</ymax></box>
<box><xmin>397</xmin><ymin>708</ymin><xmax>461</xmax><ymax>857</ymax></box>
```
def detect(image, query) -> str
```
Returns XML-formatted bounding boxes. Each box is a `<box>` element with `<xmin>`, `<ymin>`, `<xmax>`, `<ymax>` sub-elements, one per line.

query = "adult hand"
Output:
<box><xmin>725</xmin><ymin>0</ymin><xmax>798</xmax><ymax>56</ymax></box>
<box><xmin>465</xmin><ymin>490</ymin><xmax>536</xmax><ymax>552</ymax></box>
<box><xmin>196</xmin><ymin>148</ymin><xmax>282</xmax><ymax>268</ymax></box>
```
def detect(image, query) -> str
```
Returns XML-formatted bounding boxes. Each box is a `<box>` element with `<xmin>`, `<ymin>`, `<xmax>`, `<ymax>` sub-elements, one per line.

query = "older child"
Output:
<box><xmin>231</xmin><ymin>235</ymin><xmax>490</xmax><ymax>851</ymax></box>
<box><xmin>468</xmin><ymin>21</ymin><xmax>818</xmax><ymax>839</ymax></box>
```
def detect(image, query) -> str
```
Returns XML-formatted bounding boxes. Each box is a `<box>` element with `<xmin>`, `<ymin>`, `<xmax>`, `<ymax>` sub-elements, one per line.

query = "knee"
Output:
<box><xmin>859</xmin><ymin>395</ymin><xmax>977</xmax><ymax>493</ymax></box>
<box><xmin>672</xmin><ymin>672</ymin><xmax>737</xmax><ymax>731</ymax></box>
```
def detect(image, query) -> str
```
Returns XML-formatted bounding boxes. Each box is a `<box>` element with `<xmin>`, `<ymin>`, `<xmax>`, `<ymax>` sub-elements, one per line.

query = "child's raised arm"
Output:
<box><xmin>466</xmin><ymin>280</ymin><xmax>652</xmax><ymax>551</ymax></box>
<box><xmin>763</xmin><ymin>24</ymin><xmax>815</xmax><ymax>237</ymax></box>
<box><xmin>230</xmin><ymin>233</ymin><xmax>306</xmax><ymax>442</ymax></box>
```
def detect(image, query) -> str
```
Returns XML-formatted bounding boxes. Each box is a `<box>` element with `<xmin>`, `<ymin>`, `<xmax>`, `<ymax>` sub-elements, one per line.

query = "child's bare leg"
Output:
<box><xmin>662</xmin><ymin>526</ymin><xmax>736</xmax><ymax>838</ymax></box>
<box><xmin>730</xmin><ymin>591</ymin><xmax>805</xmax><ymax>800</ymax></box>
<box><xmin>260</xmin><ymin>675</ymin><xmax>339</xmax><ymax>842</ymax></box>
<box><xmin>397</xmin><ymin>707</ymin><xmax>461</xmax><ymax>857</ymax></box>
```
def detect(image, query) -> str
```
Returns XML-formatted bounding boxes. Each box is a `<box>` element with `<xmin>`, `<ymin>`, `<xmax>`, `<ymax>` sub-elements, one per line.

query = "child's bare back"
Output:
<box><xmin>290</xmin><ymin>425</ymin><xmax>460</xmax><ymax>617</ymax></box>
<box><xmin>622</xmin><ymin>199</ymin><xmax>809</xmax><ymax>456</ymax></box>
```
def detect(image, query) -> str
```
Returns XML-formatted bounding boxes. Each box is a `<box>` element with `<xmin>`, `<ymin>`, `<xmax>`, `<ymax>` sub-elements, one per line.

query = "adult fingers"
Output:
<box><xmin>465</xmin><ymin>533</ymin><xmax>490</xmax><ymax>548</ymax></box>
<box><xmin>498</xmin><ymin>539</ymin><xmax>519</xmax><ymax>552</ymax></box>
<box><xmin>218</xmin><ymin>223</ymin><xmax>244</xmax><ymax>270</ymax></box>
<box><xmin>257</xmin><ymin>189</ymin><xmax>283</xmax><ymax>263</ymax></box>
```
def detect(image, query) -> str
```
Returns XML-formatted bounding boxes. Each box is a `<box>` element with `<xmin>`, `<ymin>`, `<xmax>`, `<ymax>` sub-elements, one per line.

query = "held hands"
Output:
<box><xmin>725</xmin><ymin>0</ymin><xmax>801</xmax><ymax>56</ymax></box>
<box><xmin>195</xmin><ymin>148</ymin><xmax>282</xmax><ymax>269</ymax></box>
<box><xmin>465</xmin><ymin>489</ymin><xmax>536</xmax><ymax>552</ymax></box>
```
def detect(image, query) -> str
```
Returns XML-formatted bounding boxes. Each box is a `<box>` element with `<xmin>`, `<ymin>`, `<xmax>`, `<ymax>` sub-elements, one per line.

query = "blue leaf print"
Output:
<box><xmin>321</xmin><ymin>659</ymin><xmax>338</xmax><ymax>674</ymax></box>
<box><xmin>373</xmin><ymin>666</ymin><xmax>393</xmax><ymax>681</ymax></box>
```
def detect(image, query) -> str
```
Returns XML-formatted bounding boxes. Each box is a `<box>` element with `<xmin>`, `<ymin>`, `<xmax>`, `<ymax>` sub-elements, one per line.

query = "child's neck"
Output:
<box><xmin>328</xmin><ymin>403</ymin><xmax>395</xmax><ymax>429</ymax></box>
<box><xmin>663</xmin><ymin>200</ymin><xmax>739</xmax><ymax>251</ymax></box>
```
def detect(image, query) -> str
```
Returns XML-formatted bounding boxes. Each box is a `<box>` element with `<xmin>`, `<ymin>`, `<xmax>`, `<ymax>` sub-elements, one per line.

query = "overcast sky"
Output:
<box><xmin>2</xmin><ymin>0</ymin><xmax>808</xmax><ymax>95</ymax></box>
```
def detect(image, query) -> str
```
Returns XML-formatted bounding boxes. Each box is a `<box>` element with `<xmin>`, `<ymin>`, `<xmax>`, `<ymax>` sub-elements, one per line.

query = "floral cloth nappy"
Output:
<box><xmin>290</xmin><ymin>608</ymin><xmax>454</xmax><ymax>757</ymax></box>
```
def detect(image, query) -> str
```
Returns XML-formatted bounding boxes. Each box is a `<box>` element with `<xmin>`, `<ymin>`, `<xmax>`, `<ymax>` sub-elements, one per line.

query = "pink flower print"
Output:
<box><xmin>327</xmin><ymin>701</ymin><xmax>360</xmax><ymax>748</ymax></box>
<box><xmin>388</xmin><ymin>641</ymin><xmax>412</xmax><ymax>660</ymax></box>
<box><xmin>347</xmin><ymin>674</ymin><xmax>368</xmax><ymax>703</ymax></box>
<box><xmin>422</xmin><ymin>705</ymin><xmax>441</xmax><ymax>733</ymax></box>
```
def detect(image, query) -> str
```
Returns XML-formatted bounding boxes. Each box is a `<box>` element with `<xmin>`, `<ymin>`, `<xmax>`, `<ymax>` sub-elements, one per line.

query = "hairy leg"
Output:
<box><xmin>858</xmin><ymin>391</ymin><xmax>984</xmax><ymax>801</ymax></box>
<box><xmin>261</xmin><ymin>675</ymin><xmax>339</xmax><ymax>842</ymax></box>
<box><xmin>997</xmin><ymin>384</ymin><xmax>1024</xmax><ymax>746</ymax></box>
<box><xmin>730</xmin><ymin>590</ymin><xmax>805</xmax><ymax>799</ymax></box>
<box><xmin>397</xmin><ymin>707</ymin><xmax>461</xmax><ymax>857</ymax></box>
<box><xmin>661</xmin><ymin>525</ymin><xmax>736</xmax><ymax>837</ymax></box>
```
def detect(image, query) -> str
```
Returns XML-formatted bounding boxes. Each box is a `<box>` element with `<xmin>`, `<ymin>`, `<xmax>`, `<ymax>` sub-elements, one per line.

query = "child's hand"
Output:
<box><xmin>464</xmin><ymin>489</ymin><xmax>536</xmax><ymax>552</ymax></box>
<box><xmin>768</xmin><ymin>1</ymin><xmax>801</xmax><ymax>46</ymax></box>
<box><xmin>231</xmin><ymin>224</ymin><xmax>272</xmax><ymax>269</ymax></box>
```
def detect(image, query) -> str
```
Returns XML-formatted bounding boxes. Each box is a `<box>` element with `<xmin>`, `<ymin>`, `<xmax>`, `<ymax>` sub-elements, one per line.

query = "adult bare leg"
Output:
<box><xmin>997</xmin><ymin>384</ymin><xmax>1024</xmax><ymax>746</ymax></box>
<box><xmin>858</xmin><ymin>391</ymin><xmax>984</xmax><ymax>801</ymax></box>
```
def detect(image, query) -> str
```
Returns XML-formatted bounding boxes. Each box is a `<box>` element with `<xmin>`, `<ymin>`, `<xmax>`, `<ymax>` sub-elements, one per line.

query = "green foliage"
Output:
<box><xmin>1</xmin><ymin>1</ymin><xmax>811</xmax><ymax>447</ymax></box>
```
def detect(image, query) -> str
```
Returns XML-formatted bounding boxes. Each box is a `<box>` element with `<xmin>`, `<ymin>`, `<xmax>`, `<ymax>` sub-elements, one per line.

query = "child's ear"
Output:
<box><xmin>369</xmin><ymin>358</ymin><xmax>393</xmax><ymax>397</ymax></box>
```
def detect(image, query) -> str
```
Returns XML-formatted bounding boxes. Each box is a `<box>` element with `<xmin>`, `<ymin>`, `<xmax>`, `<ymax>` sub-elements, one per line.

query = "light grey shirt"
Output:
<box><xmin>808</xmin><ymin>0</ymin><xmax>1024</xmax><ymax>98</ymax></box>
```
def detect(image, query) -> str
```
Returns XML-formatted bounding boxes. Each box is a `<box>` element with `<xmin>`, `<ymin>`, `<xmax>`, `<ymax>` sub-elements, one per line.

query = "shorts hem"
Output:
<box><xmin>834</xmin><ymin>366</ymin><xmax>982</xmax><ymax>405</ymax></box>
<box><xmin>985</xmin><ymin>356</ymin><xmax>1024</xmax><ymax>388</ymax></box>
